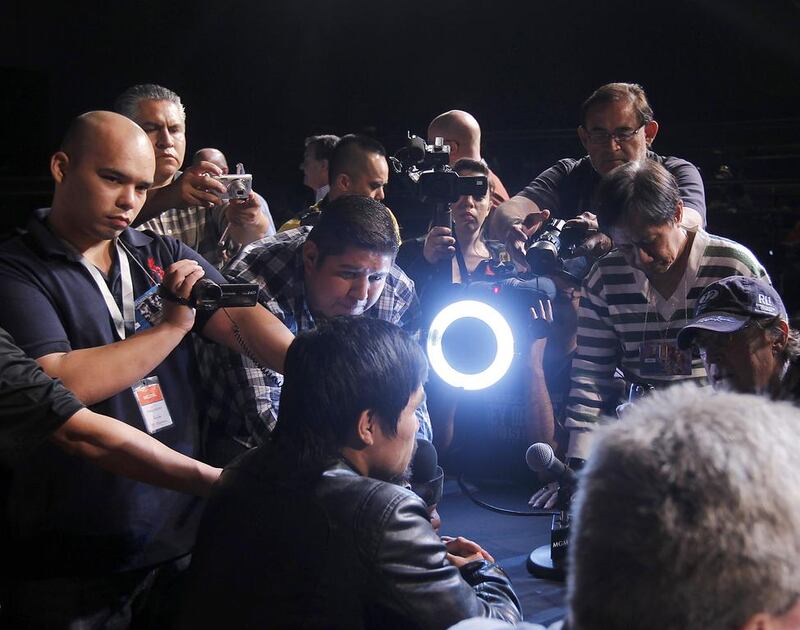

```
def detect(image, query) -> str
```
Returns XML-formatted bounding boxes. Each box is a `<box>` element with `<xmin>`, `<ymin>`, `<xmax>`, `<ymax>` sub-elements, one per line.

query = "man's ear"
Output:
<box><xmin>673</xmin><ymin>199</ymin><xmax>684</xmax><ymax>225</ymax></box>
<box><xmin>644</xmin><ymin>120</ymin><xmax>659</xmax><ymax>147</ymax></box>
<box><xmin>334</xmin><ymin>173</ymin><xmax>350</xmax><ymax>192</ymax></box>
<box><xmin>302</xmin><ymin>239</ymin><xmax>320</xmax><ymax>274</ymax></box>
<box><xmin>772</xmin><ymin>320</ymin><xmax>790</xmax><ymax>355</ymax></box>
<box><xmin>321</xmin><ymin>159</ymin><xmax>329</xmax><ymax>178</ymax></box>
<box><xmin>577</xmin><ymin>126</ymin><xmax>589</xmax><ymax>152</ymax></box>
<box><xmin>50</xmin><ymin>151</ymin><xmax>70</xmax><ymax>183</ymax></box>
<box><xmin>355</xmin><ymin>410</ymin><xmax>376</xmax><ymax>446</ymax></box>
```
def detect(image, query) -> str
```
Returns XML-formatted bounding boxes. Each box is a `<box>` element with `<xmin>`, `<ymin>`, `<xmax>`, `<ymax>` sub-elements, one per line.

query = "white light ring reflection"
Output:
<box><xmin>426</xmin><ymin>300</ymin><xmax>514</xmax><ymax>391</ymax></box>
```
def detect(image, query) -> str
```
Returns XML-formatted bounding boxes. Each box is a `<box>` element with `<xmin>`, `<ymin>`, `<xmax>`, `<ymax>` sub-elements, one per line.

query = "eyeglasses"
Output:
<box><xmin>583</xmin><ymin>124</ymin><xmax>645</xmax><ymax>145</ymax></box>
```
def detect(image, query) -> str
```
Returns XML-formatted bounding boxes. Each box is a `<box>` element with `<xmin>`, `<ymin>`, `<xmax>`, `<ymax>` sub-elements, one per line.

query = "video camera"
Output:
<box><xmin>189</xmin><ymin>279</ymin><xmax>260</xmax><ymax>311</ymax></box>
<box><xmin>525</xmin><ymin>218</ymin><xmax>593</xmax><ymax>284</ymax></box>
<box><xmin>392</xmin><ymin>134</ymin><xmax>488</xmax><ymax>224</ymax></box>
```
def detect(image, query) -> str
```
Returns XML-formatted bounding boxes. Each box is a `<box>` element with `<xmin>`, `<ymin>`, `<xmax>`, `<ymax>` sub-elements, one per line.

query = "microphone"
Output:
<box><xmin>525</xmin><ymin>442</ymin><xmax>577</xmax><ymax>487</ymax></box>
<box><xmin>410</xmin><ymin>438</ymin><xmax>444</xmax><ymax>507</ymax></box>
<box><xmin>525</xmin><ymin>443</ymin><xmax>575</xmax><ymax>581</ymax></box>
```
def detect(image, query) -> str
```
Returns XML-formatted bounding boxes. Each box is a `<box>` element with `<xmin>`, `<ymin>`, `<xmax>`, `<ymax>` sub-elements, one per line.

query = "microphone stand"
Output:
<box><xmin>526</xmin><ymin>483</ymin><xmax>571</xmax><ymax>581</ymax></box>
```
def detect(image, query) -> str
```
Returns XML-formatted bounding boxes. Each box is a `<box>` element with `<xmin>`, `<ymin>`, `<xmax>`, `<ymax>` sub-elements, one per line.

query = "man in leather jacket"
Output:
<box><xmin>179</xmin><ymin>317</ymin><xmax>522</xmax><ymax>629</ymax></box>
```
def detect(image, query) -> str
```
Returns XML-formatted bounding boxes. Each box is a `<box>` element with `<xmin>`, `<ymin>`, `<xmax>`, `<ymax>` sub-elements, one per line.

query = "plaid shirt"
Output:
<box><xmin>200</xmin><ymin>227</ymin><xmax>430</xmax><ymax>448</ymax></box>
<box><xmin>138</xmin><ymin>205</ymin><xmax>228</xmax><ymax>267</ymax></box>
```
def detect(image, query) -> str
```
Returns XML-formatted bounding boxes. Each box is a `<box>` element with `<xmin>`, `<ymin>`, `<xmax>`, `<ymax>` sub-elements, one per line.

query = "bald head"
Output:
<box><xmin>193</xmin><ymin>147</ymin><xmax>229</xmax><ymax>174</ymax></box>
<box><xmin>61</xmin><ymin>111</ymin><xmax>154</xmax><ymax>169</ymax></box>
<box><xmin>49</xmin><ymin>111</ymin><xmax>156</xmax><ymax>248</ymax></box>
<box><xmin>428</xmin><ymin>110</ymin><xmax>482</xmax><ymax>163</ymax></box>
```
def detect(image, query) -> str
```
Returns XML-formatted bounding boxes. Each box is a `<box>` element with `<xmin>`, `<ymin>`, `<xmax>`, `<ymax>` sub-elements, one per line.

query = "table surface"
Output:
<box><xmin>437</xmin><ymin>476</ymin><xmax>568</xmax><ymax>626</ymax></box>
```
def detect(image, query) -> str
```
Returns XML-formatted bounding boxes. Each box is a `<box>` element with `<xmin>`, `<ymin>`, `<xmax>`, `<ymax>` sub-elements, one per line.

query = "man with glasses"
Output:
<box><xmin>492</xmin><ymin>83</ymin><xmax>706</xmax><ymax>255</ymax></box>
<box><xmin>677</xmin><ymin>276</ymin><xmax>800</xmax><ymax>401</ymax></box>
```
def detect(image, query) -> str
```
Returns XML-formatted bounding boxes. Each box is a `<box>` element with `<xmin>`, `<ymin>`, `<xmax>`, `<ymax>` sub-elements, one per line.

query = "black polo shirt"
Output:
<box><xmin>0</xmin><ymin>327</ymin><xmax>83</xmax><ymax>467</ymax></box>
<box><xmin>520</xmin><ymin>151</ymin><xmax>707</xmax><ymax>225</ymax></box>
<box><xmin>0</xmin><ymin>209</ymin><xmax>225</xmax><ymax>578</ymax></box>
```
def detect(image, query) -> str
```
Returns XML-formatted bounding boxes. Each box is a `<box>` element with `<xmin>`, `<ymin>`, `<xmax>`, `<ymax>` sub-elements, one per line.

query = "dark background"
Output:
<box><xmin>2</xmin><ymin>0</ymin><xmax>799</xmax><ymax>302</ymax></box>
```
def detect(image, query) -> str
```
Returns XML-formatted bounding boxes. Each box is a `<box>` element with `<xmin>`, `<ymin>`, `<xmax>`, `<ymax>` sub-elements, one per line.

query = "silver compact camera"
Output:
<box><xmin>210</xmin><ymin>173</ymin><xmax>253</xmax><ymax>202</ymax></box>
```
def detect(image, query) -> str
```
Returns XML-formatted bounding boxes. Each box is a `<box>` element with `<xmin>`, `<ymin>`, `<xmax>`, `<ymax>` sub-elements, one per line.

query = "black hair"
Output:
<box><xmin>328</xmin><ymin>134</ymin><xmax>386</xmax><ymax>181</ymax></box>
<box><xmin>580</xmin><ymin>82</ymin><xmax>654</xmax><ymax>127</ymax></box>
<box><xmin>272</xmin><ymin>317</ymin><xmax>428</xmax><ymax>470</ymax></box>
<box><xmin>595</xmin><ymin>160</ymin><xmax>680</xmax><ymax>232</ymax></box>
<box><xmin>306</xmin><ymin>195</ymin><xmax>399</xmax><ymax>264</ymax></box>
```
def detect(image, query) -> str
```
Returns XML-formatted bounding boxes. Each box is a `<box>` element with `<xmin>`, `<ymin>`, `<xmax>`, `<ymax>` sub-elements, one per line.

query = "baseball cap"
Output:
<box><xmin>677</xmin><ymin>276</ymin><xmax>787</xmax><ymax>349</ymax></box>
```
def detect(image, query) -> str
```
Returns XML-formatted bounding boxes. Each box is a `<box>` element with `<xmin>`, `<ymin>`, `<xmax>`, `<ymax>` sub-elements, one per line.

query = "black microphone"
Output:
<box><xmin>406</xmin><ymin>135</ymin><xmax>428</xmax><ymax>165</ymax></box>
<box><xmin>525</xmin><ymin>442</ymin><xmax>577</xmax><ymax>487</ymax></box>
<box><xmin>411</xmin><ymin>438</ymin><xmax>444</xmax><ymax>507</ymax></box>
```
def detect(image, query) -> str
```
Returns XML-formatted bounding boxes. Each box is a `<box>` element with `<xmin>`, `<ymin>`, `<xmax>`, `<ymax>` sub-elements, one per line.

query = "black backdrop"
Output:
<box><xmin>2</xmin><ymin>0</ymin><xmax>799</xmax><ymax>297</ymax></box>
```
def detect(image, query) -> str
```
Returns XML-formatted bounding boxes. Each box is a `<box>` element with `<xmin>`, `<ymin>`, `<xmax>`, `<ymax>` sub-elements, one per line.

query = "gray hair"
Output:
<box><xmin>568</xmin><ymin>383</ymin><xmax>800</xmax><ymax>630</ymax></box>
<box><xmin>595</xmin><ymin>159</ymin><xmax>681</xmax><ymax>231</ymax></box>
<box><xmin>114</xmin><ymin>83</ymin><xmax>186</xmax><ymax>122</ymax></box>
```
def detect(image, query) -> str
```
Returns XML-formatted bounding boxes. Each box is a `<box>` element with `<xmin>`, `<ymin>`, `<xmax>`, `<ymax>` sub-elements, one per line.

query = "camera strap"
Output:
<box><xmin>453</xmin><ymin>236</ymin><xmax>472</xmax><ymax>285</ymax></box>
<box><xmin>74</xmin><ymin>238</ymin><xmax>135</xmax><ymax>340</ymax></box>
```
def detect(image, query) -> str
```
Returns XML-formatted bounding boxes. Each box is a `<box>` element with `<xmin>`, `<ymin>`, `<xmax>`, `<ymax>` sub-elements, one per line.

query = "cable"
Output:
<box><xmin>220</xmin><ymin>307</ymin><xmax>271</xmax><ymax>376</ymax></box>
<box><xmin>456</xmin><ymin>474</ymin><xmax>556</xmax><ymax>517</ymax></box>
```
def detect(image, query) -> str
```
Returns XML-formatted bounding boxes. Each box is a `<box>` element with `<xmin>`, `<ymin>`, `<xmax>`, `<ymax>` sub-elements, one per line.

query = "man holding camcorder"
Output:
<box><xmin>0</xmin><ymin>111</ymin><xmax>293</xmax><ymax>627</ymax></box>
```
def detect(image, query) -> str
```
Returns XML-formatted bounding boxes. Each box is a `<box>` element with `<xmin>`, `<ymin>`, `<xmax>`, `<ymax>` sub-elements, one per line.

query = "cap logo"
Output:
<box><xmin>698</xmin><ymin>289</ymin><xmax>718</xmax><ymax>306</ymax></box>
<box><xmin>755</xmin><ymin>293</ymin><xmax>777</xmax><ymax>315</ymax></box>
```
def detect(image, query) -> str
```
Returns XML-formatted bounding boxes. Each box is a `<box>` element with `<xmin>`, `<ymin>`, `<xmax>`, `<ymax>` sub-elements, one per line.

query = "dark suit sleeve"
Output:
<box><xmin>360</xmin><ymin>487</ymin><xmax>522</xmax><ymax>629</ymax></box>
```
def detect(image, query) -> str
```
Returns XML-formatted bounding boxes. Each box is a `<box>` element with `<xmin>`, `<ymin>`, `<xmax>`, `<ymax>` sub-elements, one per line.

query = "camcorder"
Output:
<box><xmin>189</xmin><ymin>279</ymin><xmax>260</xmax><ymax>311</ymax></box>
<box><xmin>392</xmin><ymin>134</ymin><xmax>487</xmax><ymax>225</ymax></box>
<box><xmin>525</xmin><ymin>218</ymin><xmax>593</xmax><ymax>284</ymax></box>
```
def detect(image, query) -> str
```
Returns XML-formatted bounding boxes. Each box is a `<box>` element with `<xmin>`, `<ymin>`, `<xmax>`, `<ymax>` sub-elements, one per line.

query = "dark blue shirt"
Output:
<box><xmin>520</xmin><ymin>151</ymin><xmax>707</xmax><ymax>225</ymax></box>
<box><xmin>0</xmin><ymin>209</ymin><xmax>225</xmax><ymax>578</ymax></box>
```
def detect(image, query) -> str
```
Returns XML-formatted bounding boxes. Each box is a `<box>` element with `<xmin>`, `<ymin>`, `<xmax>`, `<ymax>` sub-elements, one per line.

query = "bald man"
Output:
<box><xmin>428</xmin><ymin>110</ymin><xmax>509</xmax><ymax>210</ymax></box>
<box><xmin>0</xmin><ymin>111</ymin><xmax>293</xmax><ymax>627</ymax></box>
<box><xmin>191</xmin><ymin>147</ymin><xmax>276</xmax><ymax>240</ymax></box>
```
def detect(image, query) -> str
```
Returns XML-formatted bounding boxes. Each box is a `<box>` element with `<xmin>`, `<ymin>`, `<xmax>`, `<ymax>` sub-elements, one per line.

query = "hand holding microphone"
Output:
<box><xmin>525</xmin><ymin>442</ymin><xmax>578</xmax><ymax>510</ymax></box>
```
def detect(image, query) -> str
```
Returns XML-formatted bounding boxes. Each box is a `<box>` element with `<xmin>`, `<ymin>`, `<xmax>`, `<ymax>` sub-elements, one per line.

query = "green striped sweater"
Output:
<box><xmin>565</xmin><ymin>229</ymin><xmax>769</xmax><ymax>458</ymax></box>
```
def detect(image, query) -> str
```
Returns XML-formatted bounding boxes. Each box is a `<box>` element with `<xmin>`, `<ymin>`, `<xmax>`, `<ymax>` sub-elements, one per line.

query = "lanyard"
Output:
<box><xmin>76</xmin><ymin>239</ymin><xmax>135</xmax><ymax>340</ymax></box>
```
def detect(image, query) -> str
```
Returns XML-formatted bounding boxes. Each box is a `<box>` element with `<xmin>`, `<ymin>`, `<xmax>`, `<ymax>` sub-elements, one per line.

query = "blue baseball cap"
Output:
<box><xmin>677</xmin><ymin>276</ymin><xmax>787</xmax><ymax>349</ymax></box>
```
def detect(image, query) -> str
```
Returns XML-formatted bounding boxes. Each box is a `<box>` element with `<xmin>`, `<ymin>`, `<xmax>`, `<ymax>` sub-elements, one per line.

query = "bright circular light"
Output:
<box><xmin>426</xmin><ymin>300</ymin><xmax>514</xmax><ymax>390</ymax></box>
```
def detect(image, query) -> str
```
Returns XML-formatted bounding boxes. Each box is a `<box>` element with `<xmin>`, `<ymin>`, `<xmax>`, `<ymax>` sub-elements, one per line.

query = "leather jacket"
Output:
<box><xmin>180</xmin><ymin>443</ymin><xmax>522</xmax><ymax>629</ymax></box>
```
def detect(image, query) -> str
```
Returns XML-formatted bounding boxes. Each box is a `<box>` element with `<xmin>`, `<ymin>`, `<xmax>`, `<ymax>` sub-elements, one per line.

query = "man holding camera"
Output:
<box><xmin>115</xmin><ymin>83</ymin><xmax>271</xmax><ymax>267</ymax></box>
<box><xmin>492</xmin><ymin>82</ymin><xmax>706</xmax><ymax>256</ymax></box>
<box><xmin>562</xmin><ymin>159</ymin><xmax>766</xmax><ymax>464</ymax></box>
<box><xmin>0</xmin><ymin>111</ymin><xmax>293</xmax><ymax>627</ymax></box>
<box><xmin>202</xmin><ymin>194</ymin><xmax>429</xmax><ymax>465</ymax></box>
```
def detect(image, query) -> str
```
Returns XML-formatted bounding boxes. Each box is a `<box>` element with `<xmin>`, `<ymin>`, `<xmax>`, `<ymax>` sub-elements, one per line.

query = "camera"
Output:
<box><xmin>189</xmin><ymin>279</ymin><xmax>260</xmax><ymax>311</ymax></box>
<box><xmin>525</xmin><ymin>218</ymin><xmax>592</xmax><ymax>283</ymax></box>
<box><xmin>209</xmin><ymin>174</ymin><xmax>253</xmax><ymax>202</ymax></box>
<box><xmin>392</xmin><ymin>134</ymin><xmax>488</xmax><ymax>211</ymax></box>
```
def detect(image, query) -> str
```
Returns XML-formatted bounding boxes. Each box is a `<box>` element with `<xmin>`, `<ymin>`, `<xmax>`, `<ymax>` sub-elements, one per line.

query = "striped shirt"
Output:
<box><xmin>565</xmin><ymin>229</ymin><xmax>769</xmax><ymax>459</ymax></box>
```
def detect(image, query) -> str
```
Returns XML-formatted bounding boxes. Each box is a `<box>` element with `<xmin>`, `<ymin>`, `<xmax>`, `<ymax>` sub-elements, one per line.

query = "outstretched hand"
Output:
<box><xmin>529</xmin><ymin>481</ymin><xmax>560</xmax><ymax>509</ymax></box>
